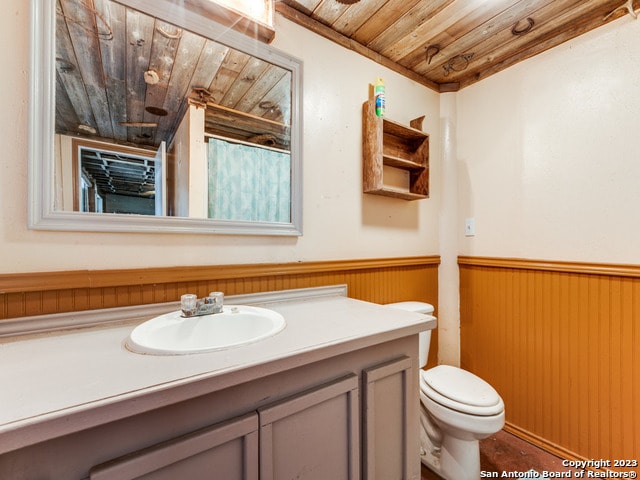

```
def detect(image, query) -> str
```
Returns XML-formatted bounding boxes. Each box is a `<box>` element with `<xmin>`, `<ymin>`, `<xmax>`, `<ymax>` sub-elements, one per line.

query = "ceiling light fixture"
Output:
<box><xmin>335</xmin><ymin>0</ymin><xmax>360</xmax><ymax>4</ymax></box>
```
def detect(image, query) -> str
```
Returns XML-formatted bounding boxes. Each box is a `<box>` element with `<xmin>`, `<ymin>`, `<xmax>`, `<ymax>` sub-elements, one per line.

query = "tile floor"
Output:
<box><xmin>421</xmin><ymin>429</ymin><xmax>580</xmax><ymax>479</ymax></box>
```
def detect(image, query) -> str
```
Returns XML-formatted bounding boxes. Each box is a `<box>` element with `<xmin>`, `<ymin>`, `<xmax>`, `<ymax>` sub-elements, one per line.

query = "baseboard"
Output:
<box><xmin>504</xmin><ymin>410</ymin><xmax>600</xmax><ymax>467</ymax></box>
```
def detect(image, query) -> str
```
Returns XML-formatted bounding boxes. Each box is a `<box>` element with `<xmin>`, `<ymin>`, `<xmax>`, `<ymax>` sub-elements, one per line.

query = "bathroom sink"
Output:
<box><xmin>126</xmin><ymin>305</ymin><xmax>286</xmax><ymax>355</ymax></box>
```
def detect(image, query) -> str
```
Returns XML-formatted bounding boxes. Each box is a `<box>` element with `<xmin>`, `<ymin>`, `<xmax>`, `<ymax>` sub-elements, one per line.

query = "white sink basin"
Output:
<box><xmin>126</xmin><ymin>305</ymin><xmax>286</xmax><ymax>355</ymax></box>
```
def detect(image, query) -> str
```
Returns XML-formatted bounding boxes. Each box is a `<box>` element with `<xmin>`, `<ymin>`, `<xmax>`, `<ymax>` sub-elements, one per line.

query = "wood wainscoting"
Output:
<box><xmin>459</xmin><ymin>256</ymin><xmax>639</xmax><ymax>465</ymax></box>
<box><xmin>0</xmin><ymin>256</ymin><xmax>440</xmax><ymax>366</ymax></box>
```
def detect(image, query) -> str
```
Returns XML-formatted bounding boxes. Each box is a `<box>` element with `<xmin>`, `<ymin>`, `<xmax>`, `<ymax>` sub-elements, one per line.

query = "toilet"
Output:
<box><xmin>387</xmin><ymin>301</ymin><xmax>505</xmax><ymax>480</ymax></box>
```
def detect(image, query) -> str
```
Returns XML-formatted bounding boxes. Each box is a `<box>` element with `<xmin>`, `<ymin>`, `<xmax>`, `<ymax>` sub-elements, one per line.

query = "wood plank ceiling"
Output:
<box><xmin>276</xmin><ymin>0</ymin><xmax>640</xmax><ymax>92</ymax></box>
<box><xmin>57</xmin><ymin>0</ymin><xmax>291</xmax><ymax>149</ymax></box>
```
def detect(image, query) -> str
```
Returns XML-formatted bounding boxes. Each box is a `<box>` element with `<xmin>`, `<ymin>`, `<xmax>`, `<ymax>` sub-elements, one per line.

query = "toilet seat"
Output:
<box><xmin>420</xmin><ymin>365</ymin><xmax>504</xmax><ymax>416</ymax></box>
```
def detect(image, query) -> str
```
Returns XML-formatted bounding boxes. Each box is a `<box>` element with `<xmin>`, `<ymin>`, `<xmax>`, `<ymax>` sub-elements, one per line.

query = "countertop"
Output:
<box><xmin>0</xmin><ymin>294</ymin><xmax>435</xmax><ymax>454</ymax></box>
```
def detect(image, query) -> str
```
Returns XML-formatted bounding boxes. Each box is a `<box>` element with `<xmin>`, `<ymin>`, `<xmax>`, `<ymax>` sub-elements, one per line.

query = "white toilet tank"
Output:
<box><xmin>386</xmin><ymin>301</ymin><xmax>435</xmax><ymax>367</ymax></box>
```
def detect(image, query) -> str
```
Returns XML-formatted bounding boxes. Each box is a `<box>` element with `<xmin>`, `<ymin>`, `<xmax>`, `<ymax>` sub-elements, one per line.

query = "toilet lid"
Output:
<box><xmin>421</xmin><ymin>365</ymin><xmax>503</xmax><ymax>415</ymax></box>
<box><xmin>386</xmin><ymin>301</ymin><xmax>435</xmax><ymax>314</ymax></box>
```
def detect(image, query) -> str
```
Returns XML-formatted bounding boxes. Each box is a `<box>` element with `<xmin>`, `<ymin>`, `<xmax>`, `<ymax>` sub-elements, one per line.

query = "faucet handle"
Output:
<box><xmin>207</xmin><ymin>292</ymin><xmax>224</xmax><ymax>314</ymax></box>
<box><xmin>180</xmin><ymin>294</ymin><xmax>198</xmax><ymax>317</ymax></box>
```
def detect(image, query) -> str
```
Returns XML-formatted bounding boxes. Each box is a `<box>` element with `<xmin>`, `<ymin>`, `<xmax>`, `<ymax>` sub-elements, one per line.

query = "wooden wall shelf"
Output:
<box><xmin>362</xmin><ymin>99</ymin><xmax>429</xmax><ymax>200</ymax></box>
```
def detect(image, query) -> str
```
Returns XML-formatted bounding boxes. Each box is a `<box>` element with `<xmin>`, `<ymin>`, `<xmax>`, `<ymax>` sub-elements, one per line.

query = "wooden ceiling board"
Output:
<box><xmin>56</xmin><ymin>0</ymin><xmax>292</xmax><ymax>157</ymax></box>
<box><xmin>312</xmin><ymin>0</ymin><xmax>350</xmax><ymax>26</ymax></box>
<box><xmin>445</xmin><ymin>0</ymin><xmax>626</xmax><ymax>88</ymax></box>
<box><xmin>419</xmin><ymin>0</ymin><xmax>586</xmax><ymax>84</ymax></box>
<box><xmin>278</xmin><ymin>0</ymin><xmax>640</xmax><ymax>91</ymax></box>
<box><xmin>397</xmin><ymin>0</ymin><xmax>537</xmax><ymax>73</ymax></box>
<box><xmin>407</xmin><ymin>0</ymin><xmax>559</xmax><ymax>77</ymax></box>
<box><xmin>221</xmin><ymin>57</ymin><xmax>272</xmax><ymax>108</ymax></box>
<box><xmin>331</xmin><ymin>0</ymin><xmax>389</xmax><ymax>34</ymax></box>
<box><xmin>381</xmin><ymin>1</ymin><xmax>489</xmax><ymax>61</ymax></box>
<box><xmin>350</xmin><ymin>0</ymin><xmax>424</xmax><ymax>46</ymax></box>
<box><xmin>153</xmin><ymin>31</ymin><xmax>208</xmax><ymax>146</ymax></box>
<box><xmin>285</xmin><ymin>0</ymin><xmax>319</xmax><ymax>17</ymax></box>
<box><xmin>363</xmin><ymin>0</ymin><xmax>451</xmax><ymax>53</ymax></box>
<box><xmin>143</xmin><ymin>19</ymin><xmax>181</xmax><ymax>139</ymax></box>
<box><xmin>240</xmin><ymin>66</ymin><xmax>290</xmax><ymax>122</ymax></box>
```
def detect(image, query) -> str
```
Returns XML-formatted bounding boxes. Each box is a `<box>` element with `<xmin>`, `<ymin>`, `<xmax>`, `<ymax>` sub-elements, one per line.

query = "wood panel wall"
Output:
<box><xmin>0</xmin><ymin>256</ymin><xmax>440</xmax><ymax>366</ymax></box>
<box><xmin>459</xmin><ymin>256</ymin><xmax>639</xmax><ymax>464</ymax></box>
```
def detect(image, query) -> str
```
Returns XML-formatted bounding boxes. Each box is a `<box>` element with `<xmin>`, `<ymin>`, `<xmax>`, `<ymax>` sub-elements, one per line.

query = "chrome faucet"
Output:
<box><xmin>180</xmin><ymin>292</ymin><xmax>224</xmax><ymax>317</ymax></box>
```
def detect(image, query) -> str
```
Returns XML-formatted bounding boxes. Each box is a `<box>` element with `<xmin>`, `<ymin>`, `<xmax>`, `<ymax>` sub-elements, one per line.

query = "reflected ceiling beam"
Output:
<box><xmin>119</xmin><ymin>122</ymin><xmax>159</xmax><ymax>128</ymax></box>
<box><xmin>195</xmin><ymin>98</ymin><xmax>291</xmax><ymax>151</ymax></box>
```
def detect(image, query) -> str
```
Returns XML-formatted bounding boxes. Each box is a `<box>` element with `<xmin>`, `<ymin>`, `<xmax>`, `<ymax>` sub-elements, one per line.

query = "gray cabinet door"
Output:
<box><xmin>259</xmin><ymin>374</ymin><xmax>360</xmax><ymax>480</ymax></box>
<box><xmin>89</xmin><ymin>412</ymin><xmax>258</xmax><ymax>480</ymax></box>
<box><xmin>362</xmin><ymin>356</ymin><xmax>416</xmax><ymax>480</ymax></box>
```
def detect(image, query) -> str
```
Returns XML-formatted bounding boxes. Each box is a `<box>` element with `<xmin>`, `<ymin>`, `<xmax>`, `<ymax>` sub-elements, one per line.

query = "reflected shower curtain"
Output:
<box><xmin>207</xmin><ymin>138</ymin><xmax>291</xmax><ymax>222</ymax></box>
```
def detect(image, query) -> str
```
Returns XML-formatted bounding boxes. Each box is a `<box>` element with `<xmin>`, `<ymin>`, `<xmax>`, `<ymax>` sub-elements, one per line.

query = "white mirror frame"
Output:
<box><xmin>28</xmin><ymin>0</ymin><xmax>303</xmax><ymax>236</ymax></box>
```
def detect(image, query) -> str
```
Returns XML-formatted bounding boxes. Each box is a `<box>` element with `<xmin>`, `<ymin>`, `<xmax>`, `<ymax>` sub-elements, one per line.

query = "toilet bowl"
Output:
<box><xmin>387</xmin><ymin>301</ymin><xmax>505</xmax><ymax>480</ymax></box>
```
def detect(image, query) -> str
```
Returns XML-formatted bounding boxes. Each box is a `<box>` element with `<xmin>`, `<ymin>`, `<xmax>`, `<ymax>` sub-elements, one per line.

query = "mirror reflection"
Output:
<box><xmin>54</xmin><ymin>0</ymin><xmax>293</xmax><ymax>224</ymax></box>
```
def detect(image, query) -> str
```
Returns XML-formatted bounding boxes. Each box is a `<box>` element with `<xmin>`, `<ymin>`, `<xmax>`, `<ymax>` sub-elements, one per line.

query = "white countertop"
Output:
<box><xmin>0</xmin><ymin>295</ymin><xmax>435</xmax><ymax>454</ymax></box>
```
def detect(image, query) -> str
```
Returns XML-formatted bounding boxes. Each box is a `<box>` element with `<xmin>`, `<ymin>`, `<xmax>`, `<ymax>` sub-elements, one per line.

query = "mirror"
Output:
<box><xmin>29</xmin><ymin>0</ymin><xmax>302</xmax><ymax>235</ymax></box>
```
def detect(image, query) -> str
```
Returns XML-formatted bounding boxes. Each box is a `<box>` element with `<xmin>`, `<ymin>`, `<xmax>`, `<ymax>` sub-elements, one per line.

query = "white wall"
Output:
<box><xmin>456</xmin><ymin>17</ymin><xmax>640</xmax><ymax>264</ymax></box>
<box><xmin>0</xmin><ymin>2</ymin><xmax>440</xmax><ymax>273</ymax></box>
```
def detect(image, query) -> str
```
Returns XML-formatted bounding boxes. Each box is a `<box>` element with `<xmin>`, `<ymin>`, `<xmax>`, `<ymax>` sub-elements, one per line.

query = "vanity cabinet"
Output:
<box><xmin>89</xmin><ymin>413</ymin><xmax>259</xmax><ymax>480</ymax></box>
<box><xmin>88</xmin><ymin>375</ymin><xmax>361</xmax><ymax>480</ymax></box>
<box><xmin>259</xmin><ymin>374</ymin><xmax>360</xmax><ymax>480</ymax></box>
<box><xmin>362</xmin><ymin>98</ymin><xmax>429</xmax><ymax>200</ymax></box>
<box><xmin>363</xmin><ymin>356</ymin><xmax>414</xmax><ymax>480</ymax></box>
<box><xmin>1</xmin><ymin>337</ymin><xmax>420</xmax><ymax>480</ymax></box>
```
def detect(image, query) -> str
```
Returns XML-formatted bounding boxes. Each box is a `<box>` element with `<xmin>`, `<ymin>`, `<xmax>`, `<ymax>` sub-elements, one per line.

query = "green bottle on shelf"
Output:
<box><xmin>374</xmin><ymin>77</ymin><xmax>385</xmax><ymax>117</ymax></box>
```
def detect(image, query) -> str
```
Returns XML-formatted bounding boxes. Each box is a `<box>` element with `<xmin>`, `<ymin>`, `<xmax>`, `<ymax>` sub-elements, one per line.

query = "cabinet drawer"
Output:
<box><xmin>89</xmin><ymin>412</ymin><xmax>259</xmax><ymax>480</ymax></box>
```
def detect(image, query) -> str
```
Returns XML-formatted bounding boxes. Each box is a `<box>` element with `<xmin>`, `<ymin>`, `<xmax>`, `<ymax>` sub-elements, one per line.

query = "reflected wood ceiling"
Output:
<box><xmin>55</xmin><ymin>0</ymin><xmax>291</xmax><ymax>154</ymax></box>
<box><xmin>276</xmin><ymin>0</ymin><xmax>640</xmax><ymax>91</ymax></box>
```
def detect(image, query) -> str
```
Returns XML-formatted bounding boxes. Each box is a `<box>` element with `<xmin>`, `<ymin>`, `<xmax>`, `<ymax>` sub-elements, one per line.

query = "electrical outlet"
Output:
<box><xmin>465</xmin><ymin>218</ymin><xmax>475</xmax><ymax>237</ymax></box>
